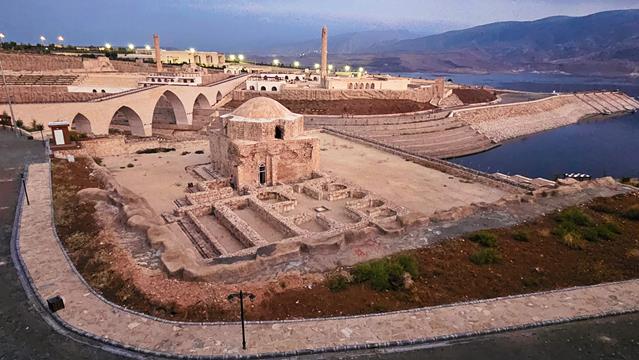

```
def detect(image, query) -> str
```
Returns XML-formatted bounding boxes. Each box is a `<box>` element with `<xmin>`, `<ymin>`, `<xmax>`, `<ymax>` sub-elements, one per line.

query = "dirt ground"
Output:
<box><xmin>226</xmin><ymin>99</ymin><xmax>436</xmax><ymax>115</ymax></box>
<box><xmin>101</xmin><ymin>144</ymin><xmax>209</xmax><ymax>215</ymax></box>
<box><xmin>317</xmin><ymin>132</ymin><xmax>508</xmax><ymax>215</ymax></box>
<box><xmin>51</xmin><ymin>160</ymin><xmax>639</xmax><ymax>322</ymax></box>
<box><xmin>453</xmin><ymin>88</ymin><xmax>498</xmax><ymax>104</ymax></box>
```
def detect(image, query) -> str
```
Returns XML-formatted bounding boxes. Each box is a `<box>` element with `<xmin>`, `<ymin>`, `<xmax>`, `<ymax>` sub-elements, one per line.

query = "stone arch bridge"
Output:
<box><xmin>0</xmin><ymin>75</ymin><xmax>247</xmax><ymax>137</ymax></box>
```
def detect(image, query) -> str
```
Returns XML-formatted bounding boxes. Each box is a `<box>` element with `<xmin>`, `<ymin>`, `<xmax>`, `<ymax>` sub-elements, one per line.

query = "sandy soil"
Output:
<box><xmin>317</xmin><ymin>132</ymin><xmax>508</xmax><ymax>215</ymax></box>
<box><xmin>101</xmin><ymin>144</ymin><xmax>209</xmax><ymax>215</ymax></box>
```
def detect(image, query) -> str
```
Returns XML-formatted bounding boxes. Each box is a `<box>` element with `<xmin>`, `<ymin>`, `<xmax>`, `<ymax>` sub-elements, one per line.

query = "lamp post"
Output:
<box><xmin>227</xmin><ymin>290</ymin><xmax>256</xmax><ymax>350</ymax></box>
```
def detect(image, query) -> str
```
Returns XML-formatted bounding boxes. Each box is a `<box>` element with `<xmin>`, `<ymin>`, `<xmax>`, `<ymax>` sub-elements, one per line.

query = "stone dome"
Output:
<box><xmin>229</xmin><ymin>97</ymin><xmax>298</xmax><ymax>122</ymax></box>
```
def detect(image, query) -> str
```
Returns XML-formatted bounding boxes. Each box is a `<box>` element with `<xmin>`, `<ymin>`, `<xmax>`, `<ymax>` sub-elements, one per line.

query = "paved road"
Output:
<box><xmin>329</xmin><ymin>312</ymin><xmax>639</xmax><ymax>359</ymax></box>
<box><xmin>1</xmin><ymin>128</ymin><xmax>638</xmax><ymax>360</ymax></box>
<box><xmin>0</xmin><ymin>129</ymin><xmax>123</xmax><ymax>360</ymax></box>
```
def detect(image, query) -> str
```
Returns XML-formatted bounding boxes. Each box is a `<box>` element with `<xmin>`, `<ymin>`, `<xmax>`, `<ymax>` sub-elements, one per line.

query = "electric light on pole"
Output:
<box><xmin>328</xmin><ymin>64</ymin><xmax>334</xmax><ymax>71</ymax></box>
<box><xmin>227</xmin><ymin>291</ymin><xmax>256</xmax><ymax>350</ymax></box>
<box><xmin>189</xmin><ymin>47</ymin><xmax>196</xmax><ymax>53</ymax></box>
<box><xmin>57</xmin><ymin>35</ymin><xmax>64</xmax><ymax>44</ymax></box>
<box><xmin>313</xmin><ymin>63</ymin><xmax>320</xmax><ymax>69</ymax></box>
<box><xmin>238</xmin><ymin>54</ymin><xmax>244</xmax><ymax>61</ymax></box>
<box><xmin>127</xmin><ymin>43</ymin><xmax>135</xmax><ymax>51</ymax></box>
<box><xmin>272</xmin><ymin>59</ymin><xmax>280</xmax><ymax>66</ymax></box>
<box><xmin>229</xmin><ymin>54</ymin><xmax>236</xmax><ymax>61</ymax></box>
<box><xmin>144</xmin><ymin>44</ymin><xmax>151</xmax><ymax>50</ymax></box>
<box><xmin>344</xmin><ymin>65</ymin><xmax>351</xmax><ymax>72</ymax></box>
<box><xmin>0</xmin><ymin>33</ymin><xmax>5</xmax><ymax>42</ymax></box>
<box><xmin>39</xmin><ymin>35</ymin><xmax>46</xmax><ymax>45</ymax></box>
<box><xmin>104</xmin><ymin>43</ymin><xmax>112</xmax><ymax>50</ymax></box>
<box><xmin>358</xmin><ymin>67</ymin><xmax>364</xmax><ymax>73</ymax></box>
<box><xmin>293</xmin><ymin>61</ymin><xmax>300</xmax><ymax>68</ymax></box>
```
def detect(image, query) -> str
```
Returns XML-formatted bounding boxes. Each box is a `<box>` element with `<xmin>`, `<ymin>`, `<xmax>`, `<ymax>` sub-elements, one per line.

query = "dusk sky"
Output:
<box><xmin>2</xmin><ymin>0</ymin><xmax>638</xmax><ymax>53</ymax></box>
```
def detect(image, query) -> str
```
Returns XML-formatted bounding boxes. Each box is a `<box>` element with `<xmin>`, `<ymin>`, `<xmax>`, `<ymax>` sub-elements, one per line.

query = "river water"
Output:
<box><xmin>395</xmin><ymin>72</ymin><xmax>639</xmax><ymax>179</ymax></box>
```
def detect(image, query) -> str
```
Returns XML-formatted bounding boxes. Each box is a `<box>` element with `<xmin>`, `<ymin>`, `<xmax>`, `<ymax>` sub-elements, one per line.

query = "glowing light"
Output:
<box><xmin>238</xmin><ymin>54</ymin><xmax>245</xmax><ymax>61</ymax></box>
<box><xmin>128</xmin><ymin>43</ymin><xmax>135</xmax><ymax>50</ymax></box>
<box><xmin>229</xmin><ymin>54</ymin><xmax>236</xmax><ymax>61</ymax></box>
<box><xmin>104</xmin><ymin>43</ymin><xmax>112</xmax><ymax>49</ymax></box>
<box><xmin>144</xmin><ymin>44</ymin><xmax>151</xmax><ymax>50</ymax></box>
<box><xmin>272</xmin><ymin>59</ymin><xmax>280</xmax><ymax>66</ymax></box>
<box><xmin>293</xmin><ymin>61</ymin><xmax>300</xmax><ymax>67</ymax></box>
<box><xmin>344</xmin><ymin>65</ymin><xmax>351</xmax><ymax>72</ymax></box>
<box><xmin>328</xmin><ymin>64</ymin><xmax>334</xmax><ymax>71</ymax></box>
<box><xmin>39</xmin><ymin>35</ymin><xmax>46</xmax><ymax>42</ymax></box>
<box><xmin>313</xmin><ymin>63</ymin><xmax>320</xmax><ymax>69</ymax></box>
<box><xmin>189</xmin><ymin>47</ymin><xmax>196</xmax><ymax>53</ymax></box>
<box><xmin>358</xmin><ymin>67</ymin><xmax>364</xmax><ymax>73</ymax></box>
<box><xmin>57</xmin><ymin>35</ymin><xmax>64</xmax><ymax>42</ymax></box>
<box><xmin>0</xmin><ymin>33</ymin><xmax>5</xmax><ymax>40</ymax></box>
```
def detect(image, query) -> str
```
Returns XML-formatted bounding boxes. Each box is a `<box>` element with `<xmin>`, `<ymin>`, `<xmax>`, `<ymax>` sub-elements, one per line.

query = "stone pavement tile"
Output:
<box><xmin>17</xmin><ymin>162</ymin><xmax>639</xmax><ymax>357</ymax></box>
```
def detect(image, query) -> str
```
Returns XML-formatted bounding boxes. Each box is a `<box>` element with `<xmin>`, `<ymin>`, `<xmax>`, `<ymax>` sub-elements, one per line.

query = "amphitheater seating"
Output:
<box><xmin>3</xmin><ymin>74</ymin><xmax>78</xmax><ymax>86</ymax></box>
<box><xmin>319</xmin><ymin>110</ymin><xmax>497</xmax><ymax>159</ymax></box>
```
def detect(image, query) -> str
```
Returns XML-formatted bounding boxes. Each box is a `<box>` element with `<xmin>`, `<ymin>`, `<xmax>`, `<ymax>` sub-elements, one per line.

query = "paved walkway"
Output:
<box><xmin>17</xmin><ymin>162</ymin><xmax>639</xmax><ymax>358</ymax></box>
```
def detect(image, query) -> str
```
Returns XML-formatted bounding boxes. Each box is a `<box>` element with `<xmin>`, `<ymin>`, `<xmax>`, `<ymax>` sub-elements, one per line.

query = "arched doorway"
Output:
<box><xmin>271</xmin><ymin>86</ymin><xmax>277</xmax><ymax>91</ymax></box>
<box><xmin>192</xmin><ymin>94</ymin><xmax>212</xmax><ymax>127</ymax></box>
<box><xmin>260</xmin><ymin>86</ymin><xmax>267</xmax><ymax>91</ymax></box>
<box><xmin>216</xmin><ymin>91</ymin><xmax>223</xmax><ymax>103</ymax></box>
<box><xmin>152</xmin><ymin>90</ymin><xmax>188</xmax><ymax>127</ymax></box>
<box><xmin>258</xmin><ymin>164</ymin><xmax>267</xmax><ymax>185</ymax></box>
<box><xmin>249</xmin><ymin>85</ymin><xmax>255</xmax><ymax>90</ymax></box>
<box><xmin>110</xmin><ymin>106</ymin><xmax>145</xmax><ymax>136</ymax></box>
<box><xmin>71</xmin><ymin>113</ymin><xmax>93</xmax><ymax>135</ymax></box>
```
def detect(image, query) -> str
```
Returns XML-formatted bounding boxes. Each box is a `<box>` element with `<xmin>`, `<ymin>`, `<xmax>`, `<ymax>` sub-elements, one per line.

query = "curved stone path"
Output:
<box><xmin>16</xmin><ymin>162</ymin><xmax>639</xmax><ymax>358</ymax></box>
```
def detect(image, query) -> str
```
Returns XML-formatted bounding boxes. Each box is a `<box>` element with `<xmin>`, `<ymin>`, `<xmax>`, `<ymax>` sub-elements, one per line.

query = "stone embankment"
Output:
<box><xmin>312</xmin><ymin>110</ymin><xmax>496</xmax><ymax>159</ymax></box>
<box><xmin>454</xmin><ymin>92</ymin><xmax>639</xmax><ymax>142</ymax></box>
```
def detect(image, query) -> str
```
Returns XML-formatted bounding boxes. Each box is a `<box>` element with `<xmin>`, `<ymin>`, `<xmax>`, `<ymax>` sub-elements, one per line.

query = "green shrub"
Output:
<box><xmin>512</xmin><ymin>231</ymin><xmax>530</xmax><ymax>242</ymax></box>
<box><xmin>469</xmin><ymin>248</ymin><xmax>501</xmax><ymax>265</ymax></box>
<box><xmin>396</xmin><ymin>254</ymin><xmax>419</xmax><ymax>277</ymax></box>
<box><xmin>326</xmin><ymin>274</ymin><xmax>349</xmax><ymax>292</ymax></box>
<box><xmin>468</xmin><ymin>231</ymin><xmax>497</xmax><ymax>247</ymax></box>
<box><xmin>351</xmin><ymin>255</ymin><xmax>419</xmax><ymax>291</ymax></box>
<box><xmin>16</xmin><ymin>119</ymin><xmax>24</xmax><ymax>128</ymax></box>
<box><xmin>555</xmin><ymin>208</ymin><xmax>592</xmax><ymax>227</ymax></box>
<box><xmin>624</xmin><ymin>205</ymin><xmax>639</xmax><ymax>221</ymax></box>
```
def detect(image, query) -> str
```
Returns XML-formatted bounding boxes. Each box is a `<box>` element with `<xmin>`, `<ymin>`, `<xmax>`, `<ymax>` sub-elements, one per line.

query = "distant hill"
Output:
<box><xmin>262</xmin><ymin>30</ymin><xmax>422</xmax><ymax>56</ymax></box>
<box><xmin>364</xmin><ymin>9</ymin><xmax>639</xmax><ymax>76</ymax></box>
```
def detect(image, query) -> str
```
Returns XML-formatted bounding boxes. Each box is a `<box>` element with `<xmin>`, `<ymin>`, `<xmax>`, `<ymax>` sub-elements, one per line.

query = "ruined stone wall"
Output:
<box><xmin>56</xmin><ymin>136</ymin><xmax>209</xmax><ymax>158</ymax></box>
<box><xmin>0</xmin><ymin>85</ymin><xmax>107</xmax><ymax>104</ymax></box>
<box><xmin>0</xmin><ymin>52</ymin><xmax>83</xmax><ymax>71</ymax></box>
<box><xmin>232</xmin><ymin>87</ymin><xmax>436</xmax><ymax>103</ymax></box>
<box><xmin>303</xmin><ymin>109</ymin><xmax>450</xmax><ymax>128</ymax></box>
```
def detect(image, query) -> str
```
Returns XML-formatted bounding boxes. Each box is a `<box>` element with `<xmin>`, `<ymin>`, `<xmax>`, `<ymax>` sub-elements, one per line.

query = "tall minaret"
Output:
<box><xmin>320</xmin><ymin>26</ymin><xmax>328</xmax><ymax>88</ymax></box>
<box><xmin>153</xmin><ymin>33</ymin><xmax>163</xmax><ymax>73</ymax></box>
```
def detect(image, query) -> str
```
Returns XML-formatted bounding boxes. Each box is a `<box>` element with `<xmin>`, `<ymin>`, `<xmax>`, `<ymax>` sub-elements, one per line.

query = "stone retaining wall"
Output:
<box><xmin>232</xmin><ymin>87</ymin><xmax>436</xmax><ymax>103</ymax></box>
<box><xmin>55</xmin><ymin>136</ymin><xmax>208</xmax><ymax>158</ymax></box>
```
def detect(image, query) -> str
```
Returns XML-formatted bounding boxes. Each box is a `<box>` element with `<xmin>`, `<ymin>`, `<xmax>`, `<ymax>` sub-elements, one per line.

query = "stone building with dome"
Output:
<box><xmin>209</xmin><ymin>97</ymin><xmax>320</xmax><ymax>190</ymax></box>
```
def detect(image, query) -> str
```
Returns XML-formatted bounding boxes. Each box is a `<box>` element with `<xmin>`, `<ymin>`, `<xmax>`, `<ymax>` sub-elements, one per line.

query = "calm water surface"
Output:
<box><xmin>395</xmin><ymin>72</ymin><xmax>639</xmax><ymax>179</ymax></box>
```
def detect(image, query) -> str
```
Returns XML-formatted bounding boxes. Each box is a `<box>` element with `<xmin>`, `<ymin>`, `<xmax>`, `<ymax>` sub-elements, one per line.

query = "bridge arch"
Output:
<box><xmin>152</xmin><ymin>90</ymin><xmax>188</xmax><ymax>126</ymax></box>
<box><xmin>110</xmin><ymin>106</ymin><xmax>146</xmax><ymax>136</ymax></box>
<box><xmin>71</xmin><ymin>113</ymin><xmax>93</xmax><ymax>134</ymax></box>
<box><xmin>216</xmin><ymin>91</ymin><xmax>223</xmax><ymax>103</ymax></box>
<box><xmin>194</xmin><ymin>93</ymin><xmax>211</xmax><ymax>110</ymax></box>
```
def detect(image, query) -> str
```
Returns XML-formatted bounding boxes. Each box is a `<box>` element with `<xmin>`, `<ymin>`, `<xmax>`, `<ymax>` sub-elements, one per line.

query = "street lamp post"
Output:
<box><xmin>227</xmin><ymin>290</ymin><xmax>256</xmax><ymax>350</ymax></box>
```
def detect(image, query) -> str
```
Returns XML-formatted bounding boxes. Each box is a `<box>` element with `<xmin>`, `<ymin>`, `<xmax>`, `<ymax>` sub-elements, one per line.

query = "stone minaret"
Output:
<box><xmin>153</xmin><ymin>33</ymin><xmax>163</xmax><ymax>73</ymax></box>
<box><xmin>320</xmin><ymin>26</ymin><xmax>328</xmax><ymax>88</ymax></box>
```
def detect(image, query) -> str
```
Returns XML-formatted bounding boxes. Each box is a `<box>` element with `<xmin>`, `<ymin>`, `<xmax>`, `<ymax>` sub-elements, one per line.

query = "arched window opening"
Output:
<box><xmin>260</xmin><ymin>86</ymin><xmax>267</xmax><ymax>91</ymax></box>
<box><xmin>271</xmin><ymin>86</ymin><xmax>277</xmax><ymax>91</ymax></box>
<box><xmin>249</xmin><ymin>85</ymin><xmax>255</xmax><ymax>90</ymax></box>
